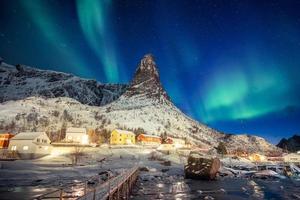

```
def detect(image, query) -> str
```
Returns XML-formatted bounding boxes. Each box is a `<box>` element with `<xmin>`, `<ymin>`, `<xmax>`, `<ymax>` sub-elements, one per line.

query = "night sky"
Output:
<box><xmin>1</xmin><ymin>0</ymin><xmax>300</xmax><ymax>143</ymax></box>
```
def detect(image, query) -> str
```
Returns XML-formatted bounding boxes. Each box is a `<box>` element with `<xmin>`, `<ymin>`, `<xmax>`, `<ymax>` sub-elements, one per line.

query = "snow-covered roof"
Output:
<box><xmin>114</xmin><ymin>129</ymin><xmax>135</xmax><ymax>135</ymax></box>
<box><xmin>11</xmin><ymin>132</ymin><xmax>46</xmax><ymax>140</ymax></box>
<box><xmin>139</xmin><ymin>134</ymin><xmax>161</xmax><ymax>138</ymax></box>
<box><xmin>66</xmin><ymin>127</ymin><xmax>86</xmax><ymax>133</ymax></box>
<box><xmin>284</xmin><ymin>153</ymin><xmax>300</xmax><ymax>157</ymax></box>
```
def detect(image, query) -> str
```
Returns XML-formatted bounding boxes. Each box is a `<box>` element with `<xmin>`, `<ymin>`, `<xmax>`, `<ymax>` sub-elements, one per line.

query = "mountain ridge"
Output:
<box><xmin>0</xmin><ymin>55</ymin><xmax>278</xmax><ymax>152</ymax></box>
<box><xmin>277</xmin><ymin>134</ymin><xmax>300</xmax><ymax>152</ymax></box>
<box><xmin>0</xmin><ymin>62</ymin><xmax>127</xmax><ymax>106</ymax></box>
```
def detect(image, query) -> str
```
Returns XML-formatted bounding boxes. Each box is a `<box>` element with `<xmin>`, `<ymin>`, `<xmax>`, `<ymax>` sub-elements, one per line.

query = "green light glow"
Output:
<box><xmin>76</xmin><ymin>0</ymin><xmax>119</xmax><ymax>82</ymax></box>
<box><xmin>20</xmin><ymin>1</ymin><xmax>92</xmax><ymax>77</ymax></box>
<box><xmin>201</xmin><ymin>64</ymin><xmax>293</xmax><ymax>122</ymax></box>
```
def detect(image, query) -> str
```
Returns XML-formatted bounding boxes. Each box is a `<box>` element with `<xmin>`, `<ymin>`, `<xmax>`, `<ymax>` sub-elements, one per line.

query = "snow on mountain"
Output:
<box><xmin>0</xmin><ymin>62</ymin><xmax>127</xmax><ymax>106</ymax></box>
<box><xmin>0</xmin><ymin>55</ymin><xmax>278</xmax><ymax>152</ymax></box>
<box><xmin>101</xmin><ymin>54</ymin><xmax>222</xmax><ymax>146</ymax></box>
<box><xmin>223</xmin><ymin>134</ymin><xmax>278</xmax><ymax>153</ymax></box>
<box><xmin>277</xmin><ymin>135</ymin><xmax>300</xmax><ymax>152</ymax></box>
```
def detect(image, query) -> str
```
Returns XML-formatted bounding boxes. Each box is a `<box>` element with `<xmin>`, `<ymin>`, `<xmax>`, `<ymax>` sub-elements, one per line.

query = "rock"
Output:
<box><xmin>139</xmin><ymin>166</ymin><xmax>150</xmax><ymax>172</ymax></box>
<box><xmin>204</xmin><ymin>195</ymin><xmax>214</xmax><ymax>200</ymax></box>
<box><xmin>184</xmin><ymin>152</ymin><xmax>220</xmax><ymax>180</ymax></box>
<box><xmin>161</xmin><ymin>168</ymin><xmax>169</xmax><ymax>173</ymax></box>
<box><xmin>161</xmin><ymin>160</ymin><xmax>171</xmax><ymax>166</ymax></box>
<box><xmin>15</xmin><ymin>64</ymin><xmax>24</xmax><ymax>73</ymax></box>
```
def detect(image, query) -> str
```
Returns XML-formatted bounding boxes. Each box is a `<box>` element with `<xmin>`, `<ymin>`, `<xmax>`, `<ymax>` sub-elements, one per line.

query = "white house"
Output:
<box><xmin>8</xmin><ymin>132</ymin><xmax>52</xmax><ymax>159</ymax></box>
<box><xmin>283</xmin><ymin>153</ymin><xmax>300</xmax><ymax>163</ymax></box>
<box><xmin>172</xmin><ymin>138</ymin><xmax>186</xmax><ymax>148</ymax></box>
<box><xmin>65</xmin><ymin>128</ymin><xmax>88</xmax><ymax>144</ymax></box>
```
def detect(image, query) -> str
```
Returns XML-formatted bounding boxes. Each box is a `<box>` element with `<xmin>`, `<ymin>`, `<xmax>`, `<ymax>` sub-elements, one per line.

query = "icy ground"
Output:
<box><xmin>0</xmin><ymin>146</ymin><xmax>185</xmax><ymax>199</ymax></box>
<box><xmin>1</xmin><ymin>147</ymin><xmax>300</xmax><ymax>200</ymax></box>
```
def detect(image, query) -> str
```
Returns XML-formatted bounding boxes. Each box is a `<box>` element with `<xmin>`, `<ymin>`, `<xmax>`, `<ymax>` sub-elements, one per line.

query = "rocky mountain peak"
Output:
<box><xmin>124</xmin><ymin>54</ymin><xmax>170</xmax><ymax>101</ymax></box>
<box><xmin>134</xmin><ymin>54</ymin><xmax>159</xmax><ymax>82</ymax></box>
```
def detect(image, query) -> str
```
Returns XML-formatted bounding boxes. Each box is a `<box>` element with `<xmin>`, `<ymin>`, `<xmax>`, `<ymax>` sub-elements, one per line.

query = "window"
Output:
<box><xmin>23</xmin><ymin>146</ymin><xmax>29</xmax><ymax>150</ymax></box>
<box><xmin>37</xmin><ymin>138</ymin><xmax>40</xmax><ymax>143</ymax></box>
<box><xmin>11</xmin><ymin>146</ymin><xmax>17</xmax><ymax>151</ymax></box>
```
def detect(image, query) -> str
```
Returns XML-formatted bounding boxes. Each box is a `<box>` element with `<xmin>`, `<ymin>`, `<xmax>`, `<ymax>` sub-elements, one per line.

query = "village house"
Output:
<box><xmin>110</xmin><ymin>129</ymin><xmax>135</xmax><ymax>145</ymax></box>
<box><xmin>0</xmin><ymin>133</ymin><xmax>14</xmax><ymax>149</ymax></box>
<box><xmin>248</xmin><ymin>153</ymin><xmax>267</xmax><ymax>162</ymax></box>
<box><xmin>172</xmin><ymin>138</ymin><xmax>186</xmax><ymax>148</ymax></box>
<box><xmin>137</xmin><ymin>134</ymin><xmax>161</xmax><ymax>145</ymax></box>
<box><xmin>283</xmin><ymin>153</ymin><xmax>300</xmax><ymax>163</ymax></box>
<box><xmin>65</xmin><ymin>127</ymin><xmax>89</xmax><ymax>144</ymax></box>
<box><xmin>8</xmin><ymin>132</ymin><xmax>52</xmax><ymax>159</ymax></box>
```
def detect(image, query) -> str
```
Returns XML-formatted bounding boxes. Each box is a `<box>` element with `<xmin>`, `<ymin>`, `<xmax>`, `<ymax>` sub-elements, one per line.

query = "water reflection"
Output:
<box><xmin>248</xmin><ymin>180</ymin><xmax>264</xmax><ymax>199</ymax></box>
<box><xmin>170</xmin><ymin>181</ymin><xmax>190</xmax><ymax>194</ymax></box>
<box><xmin>132</xmin><ymin>175</ymin><xmax>300</xmax><ymax>200</ymax></box>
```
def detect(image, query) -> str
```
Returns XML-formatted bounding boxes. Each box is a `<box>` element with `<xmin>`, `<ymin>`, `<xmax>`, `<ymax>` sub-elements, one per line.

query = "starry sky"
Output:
<box><xmin>1</xmin><ymin>0</ymin><xmax>300</xmax><ymax>143</ymax></box>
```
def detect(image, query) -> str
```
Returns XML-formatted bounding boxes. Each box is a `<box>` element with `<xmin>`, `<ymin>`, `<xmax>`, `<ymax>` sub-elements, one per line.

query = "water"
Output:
<box><xmin>131</xmin><ymin>176</ymin><xmax>300</xmax><ymax>200</ymax></box>
<box><xmin>1</xmin><ymin>176</ymin><xmax>300</xmax><ymax>199</ymax></box>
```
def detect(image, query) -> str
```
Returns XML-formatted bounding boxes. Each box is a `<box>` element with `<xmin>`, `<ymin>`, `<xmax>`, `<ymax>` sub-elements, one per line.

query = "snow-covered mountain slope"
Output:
<box><xmin>0</xmin><ymin>62</ymin><xmax>127</xmax><ymax>106</ymax></box>
<box><xmin>0</xmin><ymin>55</ymin><xmax>278</xmax><ymax>152</ymax></box>
<box><xmin>102</xmin><ymin>54</ymin><xmax>222</xmax><ymax>146</ymax></box>
<box><xmin>223</xmin><ymin>134</ymin><xmax>277</xmax><ymax>153</ymax></box>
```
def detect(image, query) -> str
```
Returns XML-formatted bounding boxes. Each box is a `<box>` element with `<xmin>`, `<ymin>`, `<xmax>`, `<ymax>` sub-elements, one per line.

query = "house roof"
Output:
<box><xmin>114</xmin><ymin>129</ymin><xmax>135</xmax><ymax>135</ymax></box>
<box><xmin>284</xmin><ymin>153</ymin><xmax>300</xmax><ymax>157</ymax></box>
<box><xmin>66</xmin><ymin>127</ymin><xmax>86</xmax><ymax>133</ymax></box>
<box><xmin>11</xmin><ymin>132</ymin><xmax>46</xmax><ymax>140</ymax></box>
<box><xmin>139</xmin><ymin>134</ymin><xmax>161</xmax><ymax>138</ymax></box>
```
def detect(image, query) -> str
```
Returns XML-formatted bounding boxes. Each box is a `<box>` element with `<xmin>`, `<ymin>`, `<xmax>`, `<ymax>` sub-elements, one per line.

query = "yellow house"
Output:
<box><xmin>110</xmin><ymin>129</ymin><xmax>135</xmax><ymax>145</ymax></box>
<box><xmin>248</xmin><ymin>153</ymin><xmax>267</xmax><ymax>162</ymax></box>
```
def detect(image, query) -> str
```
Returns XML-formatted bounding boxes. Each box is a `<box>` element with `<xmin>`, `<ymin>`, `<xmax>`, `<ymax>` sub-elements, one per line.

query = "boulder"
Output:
<box><xmin>184</xmin><ymin>152</ymin><xmax>220</xmax><ymax>180</ymax></box>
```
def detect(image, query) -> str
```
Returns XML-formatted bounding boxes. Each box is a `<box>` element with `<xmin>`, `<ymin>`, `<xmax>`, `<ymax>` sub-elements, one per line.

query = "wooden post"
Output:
<box><xmin>108</xmin><ymin>174</ymin><xmax>111</xmax><ymax>200</ymax></box>
<box><xmin>59</xmin><ymin>189</ymin><xmax>63</xmax><ymax>200</ymax></box>
<box><xmin>84</xmin><ymin>181</ymin><xmax>87</xmax><ymax>195</ymax></box>
<box><xmin>93</xmin><ymin>187</ymin><xmax>96</xmax><ymax>200</ymax></box>
<box><xmin>117</xmin><ymin>187</ymin><xmax>120</xmax><ymax>200</ymax></box>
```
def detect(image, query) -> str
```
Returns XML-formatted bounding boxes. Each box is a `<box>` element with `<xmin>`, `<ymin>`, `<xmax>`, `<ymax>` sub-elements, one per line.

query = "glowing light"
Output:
<box><xmin>20</xmin><ymin>1</ymin><xmax>93</xmax><ymax>77</ymax></box>
<box><xmin>50</xmin><ymin>149</ymin><xmax>62</xmax><ymax>157</ymax></box>
<box><xmin>76</xmin><ymin>0</ymin><xmax>120</xmax><ymax>82</ymax></box>
<box><xmin>81</xmin><ymin>135</ymin><xmax>89</xmax><ymax>145</ymax></box>
<box><xmin>200</xmin><ymin>64</ymin><xmax>295</xmax><ymax>122</ymax></box>
<box><xmin>174</xmin><ymin>143</ymin><xmax>183</xmax><ymax>149</ymax></box>
<box><xmin>248</xmin><ymin>153</ymin><xmax>266</xmax><ymax>162</ymax></box>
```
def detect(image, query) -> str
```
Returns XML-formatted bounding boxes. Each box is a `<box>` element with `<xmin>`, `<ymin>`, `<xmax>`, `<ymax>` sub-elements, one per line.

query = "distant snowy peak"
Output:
<box><xmin>223</xmin><ymin>134</ymin><xmax>278</xmax><ymax>152</ymax></box>
<box><xmin>124</xmin><ymin>54</ymin><xmax>170</xmax><ymax>102</ymax></box>
<box><xmin>0</xmin><ymin>62</ymin><xmax>127</xmax><ymax>106</ymax></box>
<box><xmin>277</xmin><ymin>135</ymin><xmax>300</xmax><ymax>152</ymax></box>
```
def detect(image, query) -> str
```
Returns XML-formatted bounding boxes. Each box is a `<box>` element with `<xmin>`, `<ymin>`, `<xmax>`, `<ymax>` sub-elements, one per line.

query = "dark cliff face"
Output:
<box><xmin>0</xmin><ymin>63</ymin><xmax>127</xmax><ymax>106</ymax></box>
<box><xmin>124</xmin><ymin>54</ymin><xmax>170</xmax><ymax>102</ymax></box>
<box><xmin>277</xmin><ymin>135</ymin><xmax>300</xmax><ymax>152</ymax></box>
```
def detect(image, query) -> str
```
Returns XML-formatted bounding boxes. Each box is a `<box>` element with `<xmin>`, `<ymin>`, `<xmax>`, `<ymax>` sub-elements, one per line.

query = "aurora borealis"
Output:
<box><xmin>1</xmin><ymin>0</ymin><xmax>300</xmax><ymax>143</ymax></box>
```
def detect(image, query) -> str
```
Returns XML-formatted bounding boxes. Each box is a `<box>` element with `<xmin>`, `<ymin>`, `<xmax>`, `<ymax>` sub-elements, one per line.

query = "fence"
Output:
<box><xmin>78</xmin><ymin>166</ymin><xmax>139</xmax><ymax>200</ymax></box>
<box><xmin>34</xmin><ymin>166</ymin><xmax>139</xmax><ymax>200</ymax></box>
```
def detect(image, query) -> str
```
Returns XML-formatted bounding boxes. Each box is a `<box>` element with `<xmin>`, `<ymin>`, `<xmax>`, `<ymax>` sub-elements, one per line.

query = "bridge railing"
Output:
<box><xmin>34</xmin><ymin>166</ymin><xmax>139</xmax><ymax>200</ymax></box>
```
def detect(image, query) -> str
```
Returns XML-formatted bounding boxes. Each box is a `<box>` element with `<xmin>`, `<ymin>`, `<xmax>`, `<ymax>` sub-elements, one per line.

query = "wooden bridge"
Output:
<box><xmin>34</xmin><ymin>166</ymin><xmax>139</xmax><ymax>200</ymax></box>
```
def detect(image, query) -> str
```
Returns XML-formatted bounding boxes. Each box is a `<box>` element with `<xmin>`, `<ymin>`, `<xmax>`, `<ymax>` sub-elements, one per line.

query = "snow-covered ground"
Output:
<box><xmin>0</xmin><ymin>146</ymin><xmax>187</xmax><ymax>199</ymax></box>
<box><xmin>0</xmin><ymin>146</ymin><xmax>185</xmax><ymax>187</ymax></box>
